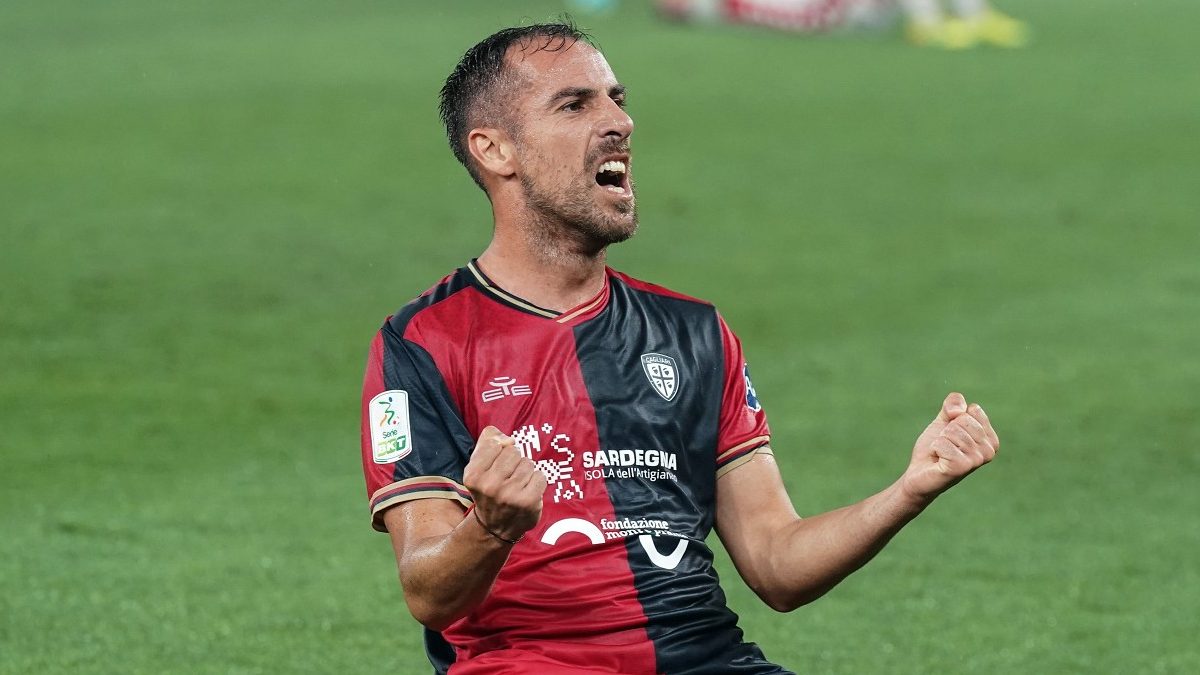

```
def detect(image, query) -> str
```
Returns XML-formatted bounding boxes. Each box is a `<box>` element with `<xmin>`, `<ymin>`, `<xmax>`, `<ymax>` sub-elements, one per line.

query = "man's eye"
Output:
<box><xmin>561</xmin><ymin>101</ymin><xmax>583</xmax><ymax>112</ymax></box>
<box><xmin>614</xmin><ymin>97</ymin><xmax>627</xmax><ymax>109</ymax></box>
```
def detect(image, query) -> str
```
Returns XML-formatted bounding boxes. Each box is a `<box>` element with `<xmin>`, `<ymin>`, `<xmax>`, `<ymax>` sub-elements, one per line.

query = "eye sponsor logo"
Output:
<box><xmin>540</xmin><ymin>516</ymin><xmax>690</xmax><ymax>570</ymax></box>
<box><xmin>743</xmin><ymin>363</ymin><xmax>762</xmax><ymax>412</ymax></box>
<box><xmin>369</xmin><ymin>390</ymin><xmax>411</xmax><ymax>464</ymax></box>
<box><xmin>640</xmin><ymin>353</ymin><xmax>680</xmax><ymax>401</ymax></box>
<box><xmin>481</xmin><ymin>376</ymin><xmax>533</xmax><ymax>403</ymax></box>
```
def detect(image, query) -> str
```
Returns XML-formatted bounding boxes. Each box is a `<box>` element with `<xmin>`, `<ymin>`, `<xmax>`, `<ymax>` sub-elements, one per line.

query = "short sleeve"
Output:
<box><xmin>360</xmin><ymin>322</ymin><xmax>475</xmax><ymax>531</ymax></box>
<box><xmin>714</xmin><ymin>313</ymin><xmax>772</xmax><ymax>478</ymax></box>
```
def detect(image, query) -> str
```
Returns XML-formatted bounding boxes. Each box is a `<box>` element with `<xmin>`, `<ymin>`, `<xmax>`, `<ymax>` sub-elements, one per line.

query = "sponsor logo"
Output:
<box><xmin>540</xmin><ymin>516</ymin><xmax>690</xmax><ymax>570</ymax></box>
<box><xmin>743</xmin><ymin>363</ymin><xmax>761</xmax><ymax>412</ymax></box>
<box><xmin>640</xmin><ymin>353</ymin><xmax>680</xmax><ymax>402</ymax></box>
<box><xmin>369</xmin><ymin>390</ymin><xmax>411</xmax><ymax>464</ymax></box>
<box><xmin>509</xmin><ymin>429</ymin><xmax>681</xmax><ymax>496</ymax></box>
<box><xmin>599</xmin><ymin>517</ymin><xmax>671</xmax><ymax>540</ymax></box>
<box><xmin>584</xmin><ymin>449</ymin><xmax>678</xmax><ymax>470</ymax></box>
<box><xmin>582</xmin><ymin>449</ymin><xmax>679</xmax><ymax>483</ymax></box>
<box><xmin>512</xmin><ymin>422</ymin><xmax>584</xmax><ymax>503</ymax></box>
<box><xmin>481</xmin><ymin>376</ymin><xmax>533</xmax><ymax>403</ymax></box>
<box><xmin>541</xmin><ymin>518</ymin><xmax>604</xmax><ymax>545</ymax></box>
<box><xmin>640</xmin><ymin>536</ymin><xmax>688</xmax><ymax>570</ymax></box>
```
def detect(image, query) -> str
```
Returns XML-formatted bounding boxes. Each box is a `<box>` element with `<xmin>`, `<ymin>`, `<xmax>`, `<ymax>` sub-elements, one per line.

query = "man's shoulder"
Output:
<box><xmin>608</xmin><ymin>268</ymin><xmax>714</xmax><ymax>309</ymax></box>
<box><xmin>381</xmin><ymin>266</ymin><xmax>475</xmax><ymax>339</ymax></box>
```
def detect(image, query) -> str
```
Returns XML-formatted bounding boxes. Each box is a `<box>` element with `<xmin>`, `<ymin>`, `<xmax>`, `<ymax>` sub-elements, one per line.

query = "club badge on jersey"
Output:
<box><xmin>641</xmin><ymin>353</ymin><xmax>680</xmax><ymax>401</ymax></box>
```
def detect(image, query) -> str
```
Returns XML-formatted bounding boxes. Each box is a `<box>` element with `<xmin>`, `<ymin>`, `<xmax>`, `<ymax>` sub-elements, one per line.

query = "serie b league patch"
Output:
<box><xmin>370</xmin><ymin>390</ymin><xmax>412</xmax><ymax>463</ymax></box>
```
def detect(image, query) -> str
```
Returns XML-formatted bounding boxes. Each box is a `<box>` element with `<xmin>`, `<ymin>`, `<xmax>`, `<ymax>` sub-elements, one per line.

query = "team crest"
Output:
<box><xmin>640</xmin><ymin>353</ymin><xmax>680</xmax><ymax>402</ymax></box>
<box><xmin>369</xmin><ymin>390</ymin><xmax>412</xmax><ymax>464</ymax></box>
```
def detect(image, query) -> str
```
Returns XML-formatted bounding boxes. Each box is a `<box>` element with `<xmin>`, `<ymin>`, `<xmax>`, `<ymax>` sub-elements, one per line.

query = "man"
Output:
<box><xmin>360</xmin><ymin>23</ymin><xmax>999</xmax><ymax>674</ymax></box>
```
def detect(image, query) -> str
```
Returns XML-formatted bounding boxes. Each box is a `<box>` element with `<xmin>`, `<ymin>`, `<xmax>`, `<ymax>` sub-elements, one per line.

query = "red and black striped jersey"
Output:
<box><xmin>360</xmin><ymin>260</ymin><xmax>789</xmax><ymax>674</ymax></box>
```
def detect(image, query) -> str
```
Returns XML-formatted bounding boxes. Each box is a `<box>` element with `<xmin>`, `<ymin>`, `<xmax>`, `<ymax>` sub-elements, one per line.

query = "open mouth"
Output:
<box><xmin>595</xmin><ymin>159</ymin><xmax>631</xmax><ymax>196</ymax></box>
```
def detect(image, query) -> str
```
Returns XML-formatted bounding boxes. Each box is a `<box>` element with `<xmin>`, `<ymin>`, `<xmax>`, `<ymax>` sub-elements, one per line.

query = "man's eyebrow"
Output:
<box><xmin>548</xmin><ymin>84</ymin><xmax>627</xmax><ymax>104</ymax></box>
<box><xmin>549</xmin><ymin>87</ymin><xmax>597</xmax><ymax>104</ymax></box>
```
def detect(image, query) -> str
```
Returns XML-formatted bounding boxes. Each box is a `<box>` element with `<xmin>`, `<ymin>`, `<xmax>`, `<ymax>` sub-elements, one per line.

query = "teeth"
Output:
<box><xmin>599</xmin><ymin>160</ymin><xmax>626</xmax><ymax>174</ymax></box>
<box><xmin>606</xmin><ymin>186</ymin><xmax>626</xmax><ymax>194</ymax></box>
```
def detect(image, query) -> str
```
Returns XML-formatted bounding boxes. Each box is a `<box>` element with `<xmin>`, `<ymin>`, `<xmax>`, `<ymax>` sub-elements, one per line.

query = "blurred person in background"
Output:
<box><xmin>654</xmin><ymin>0</ymin><xmax>1028</xmax><ymax>47</ymax></box>
<box><xmin>898</xmin><ymin>0</ymin><xmax>1027</xmax><ymax>48</ymax></box>
<box><xmin>656</xmin><ymin>0</ymin><xmax>896</xmax><ymax>33</ymax></box>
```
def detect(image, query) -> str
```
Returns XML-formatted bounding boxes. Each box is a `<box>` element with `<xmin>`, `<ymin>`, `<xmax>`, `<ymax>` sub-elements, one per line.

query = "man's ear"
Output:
<box><xmin>467</xmin><ymin>128</ymin><xmax>517</xmax><ymax>181</ymax></box>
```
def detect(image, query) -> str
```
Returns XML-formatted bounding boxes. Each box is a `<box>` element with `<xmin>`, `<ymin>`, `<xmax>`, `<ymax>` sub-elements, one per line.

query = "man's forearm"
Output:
<box><xmin>388</xmin><ymin>427</ymin><xmax>548</xmax><ymax>631</ymax></box>
<box><xmin>718</xmin><ymin>395</ymin><xmax>997</xmax><ymax>613</ymax></box>
<box><xmin>758</xmin><ymin>481</ymin><xmax>929</xmax><ymax>611</ymax></box>
<box><xmin>392</xmin><ymin>509</ymin><xmax>514</xmax><ymax>631</ymax></box>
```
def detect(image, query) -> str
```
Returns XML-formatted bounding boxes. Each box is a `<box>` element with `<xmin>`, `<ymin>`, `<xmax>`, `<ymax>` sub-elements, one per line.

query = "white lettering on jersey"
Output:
<box><xmin>540</xmin><ymin>517</ymin><xmax>691</xmax><ymax>570</ymax></box>
<box><xmin>583</xmin><ymin>449</ymin><xmax>678</xmax><ymax>471</ymax></box>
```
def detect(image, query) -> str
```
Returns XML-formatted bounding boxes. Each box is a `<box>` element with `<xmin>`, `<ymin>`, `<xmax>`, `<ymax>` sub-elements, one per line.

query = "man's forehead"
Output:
<box><xmin>506</xmin><ymin>40</ymin><xmax>617</xmax><ymax>90</ymax></box>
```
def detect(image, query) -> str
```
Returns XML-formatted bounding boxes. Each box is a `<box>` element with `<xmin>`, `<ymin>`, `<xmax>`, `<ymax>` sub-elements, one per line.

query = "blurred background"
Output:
<box><xmin>2</xmin><ymin>1</ymin><xmax>1198</xmax><ymax>673</ymax></box>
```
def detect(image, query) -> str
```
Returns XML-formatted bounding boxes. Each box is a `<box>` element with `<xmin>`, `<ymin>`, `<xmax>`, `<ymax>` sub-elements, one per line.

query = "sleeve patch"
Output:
<box><xmin>743</xmin><ymin>364</ymin><xmax>762</xmax><ymax>412</ymax></box>
<box><xmin>369</xmin><ymin>390</ymin><xmax>413</xmax><ymax>463</ymax></box>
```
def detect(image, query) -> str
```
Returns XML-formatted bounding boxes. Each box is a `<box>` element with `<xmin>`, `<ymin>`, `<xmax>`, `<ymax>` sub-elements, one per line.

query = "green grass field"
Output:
<box><xmin>3</xmin><ymin>1</ymin><xmax>1198</xmax><ymax>672</ymax></box>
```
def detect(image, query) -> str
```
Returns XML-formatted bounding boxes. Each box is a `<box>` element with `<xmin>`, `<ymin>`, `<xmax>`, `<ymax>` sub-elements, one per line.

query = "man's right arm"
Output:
<box><xmin>381</xmin><ymin>426</ymin><xmax>546</xmax><ymax>631</ymax></box>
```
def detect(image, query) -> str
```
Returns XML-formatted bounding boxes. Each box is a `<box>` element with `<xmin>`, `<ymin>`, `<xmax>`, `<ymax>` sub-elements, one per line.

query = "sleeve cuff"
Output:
<box><xmin>370</xmin><ymin>476</ymin><xmax>473</xmax><ymax>532</ymax></box>
<box><xmin>715</xmin><ymin>436</ymin><xmax>771</xmax><ymax>479</ymax></box>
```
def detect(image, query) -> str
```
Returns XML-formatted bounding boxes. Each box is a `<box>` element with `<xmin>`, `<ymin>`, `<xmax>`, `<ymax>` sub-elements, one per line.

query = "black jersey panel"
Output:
<box><xmin>377</xmin><ymin>330</ymin><xmax>468</xmax><ymax>674</ymax></box>
<box><xmin>423</xmin><ymin>627</ymin><xmax>455</xmax><ymax>675</ymax></box>
<box><xmin>378</xmin><ymin>329</ymin><xmax>475</xmax><ymax>492</ymax></box>
<box><xmin>573</xmin><ymin>277</ymin><xmax>788</xmax><ymax>674</ymax></box>
<box><xmin>378</xmin><ymin>263</ymin><xmax>476</xmax><ymax>487</ymax></box>
<box><xmin>572</xmin><ymin>277</ymin><xmax>722</xmax><ymax>534</ymax></box>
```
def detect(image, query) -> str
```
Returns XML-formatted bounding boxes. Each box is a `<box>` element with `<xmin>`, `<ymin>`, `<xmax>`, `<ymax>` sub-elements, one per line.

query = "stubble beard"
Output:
<box><xmin>519</xmin><ymin>165</ymin><xmax>638</xmax><ymax>258</ymax></box>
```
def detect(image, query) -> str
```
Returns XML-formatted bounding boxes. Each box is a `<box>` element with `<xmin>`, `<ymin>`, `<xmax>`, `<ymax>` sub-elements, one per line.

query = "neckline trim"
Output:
<box><xmin>465</xmin><ymin>259</ymin><xmax>610</xmax><ymax>325</ymax></box>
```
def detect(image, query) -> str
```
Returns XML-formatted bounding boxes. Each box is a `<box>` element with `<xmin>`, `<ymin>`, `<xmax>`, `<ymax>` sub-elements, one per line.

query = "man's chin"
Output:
<box><xmin>522</xmin><ymin>179</ymin><xmax>638</xmax><ymax>248</ymax></box>
<box><xmin>595</xmin><ymin>215</ymin><xmax>638</xmax><ymax>246</ymax></box>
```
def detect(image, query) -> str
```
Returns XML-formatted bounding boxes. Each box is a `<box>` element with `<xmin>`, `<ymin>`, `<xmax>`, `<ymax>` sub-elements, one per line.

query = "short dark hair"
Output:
<box><xmin>439</xmin><ymin>21</ymin><xmax>594</xmax><ymax>192</ymax></box>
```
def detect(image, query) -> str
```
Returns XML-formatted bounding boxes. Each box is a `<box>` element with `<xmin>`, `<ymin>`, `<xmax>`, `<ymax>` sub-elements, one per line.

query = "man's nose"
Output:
<box><xmin>598</xmin><ymin>100</ymin><xmax>634</xmax><ymax>139</ymax></box>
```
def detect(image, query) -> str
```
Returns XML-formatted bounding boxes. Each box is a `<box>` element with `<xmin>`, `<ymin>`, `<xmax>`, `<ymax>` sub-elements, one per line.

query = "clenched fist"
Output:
<box><xmin>462</xmin><ymin>426</ymin><xmax>548</xmax><ymax>543</ymax></box>
<box><xmin>901</xmin><ymin>393</ymin><xmax>999</xmax><ymax>503</ymax></box>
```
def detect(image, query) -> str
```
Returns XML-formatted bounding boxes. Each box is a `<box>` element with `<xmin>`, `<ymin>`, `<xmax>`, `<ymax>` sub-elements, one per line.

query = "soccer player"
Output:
<box><xmin>359</xmin><ymin>23</ymin><xmax>999</xmax><ymax>674</ymax></box>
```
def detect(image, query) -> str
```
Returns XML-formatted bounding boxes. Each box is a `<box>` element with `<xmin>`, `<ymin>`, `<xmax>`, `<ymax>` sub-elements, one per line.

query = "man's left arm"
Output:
<box><xmin>714</xmin><ymin>393</ymin><xmax>999</xmax><ymax>612</ymax></box>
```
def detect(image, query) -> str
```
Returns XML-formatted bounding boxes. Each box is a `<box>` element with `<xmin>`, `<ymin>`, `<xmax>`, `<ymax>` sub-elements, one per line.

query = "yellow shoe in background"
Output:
<box><xmin>974</xmin><ymin>9</ymin><xmax>1030</xmax><ymax>48</ymax></box>
<box><xmin>906</xmin><ymin>18</ymin><xmax>977</xmax><ymax>50</ymax></box>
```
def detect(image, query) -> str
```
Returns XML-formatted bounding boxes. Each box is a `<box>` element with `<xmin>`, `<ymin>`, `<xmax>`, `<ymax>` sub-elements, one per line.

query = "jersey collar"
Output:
<box><xmin>465</xmin><ymin>259</ymin><xmax>610</xmax><ymax>326</ymax></box>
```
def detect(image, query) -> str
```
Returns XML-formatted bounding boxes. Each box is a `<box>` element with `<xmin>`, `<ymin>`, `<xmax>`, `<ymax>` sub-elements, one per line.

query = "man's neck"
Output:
<box><xmin>477</xmin><ymin>218</ymin><xmax>609</xmax><ymax>314</ymax></box>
